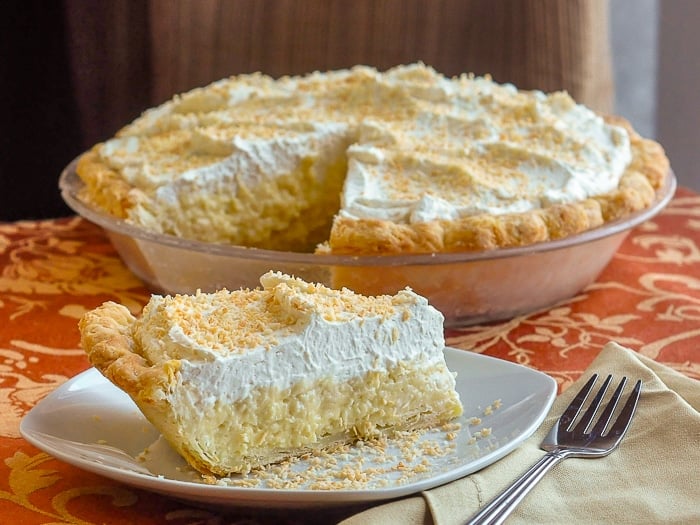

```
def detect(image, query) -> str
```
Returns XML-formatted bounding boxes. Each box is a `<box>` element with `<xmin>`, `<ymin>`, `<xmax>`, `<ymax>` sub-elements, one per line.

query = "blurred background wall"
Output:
<box><xmin>610</xmin><ymin>0</ymin><xmax>658</xmax><ymax>140</ymax></box>
<box><xmin>0</xmin><ymin>0</ymin><xmax>696</xmax><ymax>221</ymax></box>
<box><xmin>655</xmin><ymin>0</ymin><xmax>700</xmax><ymax>190</ymax></box>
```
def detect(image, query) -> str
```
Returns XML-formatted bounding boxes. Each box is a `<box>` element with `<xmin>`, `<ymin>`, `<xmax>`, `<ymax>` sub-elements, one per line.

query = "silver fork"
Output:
<box><xmin>465</xmin><ymin>374</ymin><xmax>642</xmax><ymax>525</ymax></box>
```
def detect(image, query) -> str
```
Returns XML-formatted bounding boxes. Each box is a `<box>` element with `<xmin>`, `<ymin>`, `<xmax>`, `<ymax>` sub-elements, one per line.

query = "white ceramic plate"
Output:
<box><xmin>20</xmin><ymin>348</ymin><xmax>556</xmax><ymax>509</ymax></box>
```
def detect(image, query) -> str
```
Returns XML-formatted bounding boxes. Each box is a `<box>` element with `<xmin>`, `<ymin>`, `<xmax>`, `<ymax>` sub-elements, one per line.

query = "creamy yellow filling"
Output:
<box><xmin>164</xmin><ymin>359</ymin><xmax>462</xmax><ymax>475</ymax></box>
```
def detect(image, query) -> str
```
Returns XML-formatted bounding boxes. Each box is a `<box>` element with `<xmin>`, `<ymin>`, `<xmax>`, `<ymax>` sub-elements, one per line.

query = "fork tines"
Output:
<box><xmin>560</xmin><ymin>374</ymin><xmax>642</xmax><ymax>439</ymax></box>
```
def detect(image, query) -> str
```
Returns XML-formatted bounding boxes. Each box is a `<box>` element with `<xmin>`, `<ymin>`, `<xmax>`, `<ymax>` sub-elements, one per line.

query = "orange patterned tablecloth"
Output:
<box><xmin>2</xmin><ymin>188</ymin><xmax>699</xmax><ymax>524</ymax></box>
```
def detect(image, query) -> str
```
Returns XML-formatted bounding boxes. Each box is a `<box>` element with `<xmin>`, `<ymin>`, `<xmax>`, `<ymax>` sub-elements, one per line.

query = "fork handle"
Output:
<box><xmin>464</xmin><ymin>450</ymin><xmax>568</xmax><ymax>525</ymax></box>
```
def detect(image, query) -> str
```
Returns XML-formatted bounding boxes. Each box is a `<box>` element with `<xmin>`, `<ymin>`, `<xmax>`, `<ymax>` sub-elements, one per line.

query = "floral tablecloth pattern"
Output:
<box><xmin>2</xmin><ymin>188</ymin><xmax>698</xmax><ymax>524</ymax></box>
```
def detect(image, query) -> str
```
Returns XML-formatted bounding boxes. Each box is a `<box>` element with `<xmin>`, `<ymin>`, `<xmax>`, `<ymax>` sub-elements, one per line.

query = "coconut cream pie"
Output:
<box><xmin>79</xmin><ymin>271</ymin><xmax>463</xmax><ymax>476</ymax></box>
<box><xmin>75</xmin><ymin>63</ymin><xmax>669</xmax><ymax>255</ymax></box>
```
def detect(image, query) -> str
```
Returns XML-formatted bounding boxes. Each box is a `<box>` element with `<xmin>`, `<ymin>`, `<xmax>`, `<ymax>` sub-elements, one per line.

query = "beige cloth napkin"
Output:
<box><xmin>339</xmin><ymin>342</ymin><xmax>700</xmax><ymax>524</ymax></box>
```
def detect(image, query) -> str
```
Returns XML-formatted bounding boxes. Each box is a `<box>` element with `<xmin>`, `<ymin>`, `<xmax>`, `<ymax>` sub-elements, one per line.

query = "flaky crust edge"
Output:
<box><xmin>80</xmin><ymin>303</ymin><xmax>250</xmax><ymax>478</ymax></box>
<box><xmin>77</xmin><ymin>303</ymin><xmax>218</xmax><ymax>474</ymax></box>
<box><xmin>78</xmin><ymin>302</ymin><xmax>176</xmax><ymax>396</ymax></box>
<box><xmin>323</xmin><ymin>116</ymin><xmax>671</xmax><ymax>255</ymax></box>
<box><xmin>75</xmin><ymin>149</ymin><xmax>140</xmax><ymax>219</ymax></box>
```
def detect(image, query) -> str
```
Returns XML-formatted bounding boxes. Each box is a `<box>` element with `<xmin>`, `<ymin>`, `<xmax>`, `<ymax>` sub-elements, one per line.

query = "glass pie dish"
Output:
<box><xmin>59</xmin><ymin>158</ymin><xmax>676</xmax><ymax>327</ymax></box>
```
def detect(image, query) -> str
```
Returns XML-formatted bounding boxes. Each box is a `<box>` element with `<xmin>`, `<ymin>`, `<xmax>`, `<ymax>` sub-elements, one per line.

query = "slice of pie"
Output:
<box><xmin>78</xmin><ymin>271</ymin><xmax>463</xmax><ymax>476</ymax></box>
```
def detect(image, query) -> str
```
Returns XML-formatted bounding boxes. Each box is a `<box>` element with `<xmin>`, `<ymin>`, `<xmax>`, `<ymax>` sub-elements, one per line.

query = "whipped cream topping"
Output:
<box><xmin>95</xmin><ymin>63</ymin><xmax>633</xmax><ymax>233</ymax></box>
<box><xmin>133</xmin><ymin>272</ymin><xmax>449</xmax><ymax>406</ymax></box>
<box><xmin>102</xmin><ymin>122</ymin><xmax>349</xmax><ymax>194</ymax></box>
<box><xmin>341</xmin><ymin>78</ymin><xmax>632</xmax><ymax>223</ymax></box>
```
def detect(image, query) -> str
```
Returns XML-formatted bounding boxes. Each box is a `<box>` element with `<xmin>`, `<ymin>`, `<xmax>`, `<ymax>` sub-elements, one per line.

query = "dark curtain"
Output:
<box><xmin>1</xmin><ymin>1</ymin><xmax>83</xmax><ymax>220</ymax></box>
